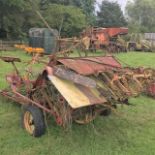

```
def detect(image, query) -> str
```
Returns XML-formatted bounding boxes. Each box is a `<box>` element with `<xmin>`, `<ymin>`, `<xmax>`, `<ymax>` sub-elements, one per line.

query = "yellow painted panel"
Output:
<box><xmin>48</xmin><ymin>76</ymin><xmax>92</xmax><ymax>109</ymax></box>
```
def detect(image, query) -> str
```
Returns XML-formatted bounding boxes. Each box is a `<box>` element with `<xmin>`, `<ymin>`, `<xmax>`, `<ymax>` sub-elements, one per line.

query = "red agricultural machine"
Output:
<box><xmin>81</xmin><ymin>27</ymin><xmax>128</xmax><ymax>53</ymax></box>
<box><xmin>0</xmin><ymin>51</ymin><xmax>155</xmax><ymax>137</ymax></box>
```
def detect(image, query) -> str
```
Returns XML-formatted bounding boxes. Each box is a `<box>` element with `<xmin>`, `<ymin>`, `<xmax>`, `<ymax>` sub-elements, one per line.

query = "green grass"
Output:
<box><xmin>116</xmin><ymin>52</ymin><xmax>155</xmax><ymax>68</ymax></box>
<box><xmin>1</xmin><ymin>51</ymin><xmax>155</xmax><ymax>155</ymax></box>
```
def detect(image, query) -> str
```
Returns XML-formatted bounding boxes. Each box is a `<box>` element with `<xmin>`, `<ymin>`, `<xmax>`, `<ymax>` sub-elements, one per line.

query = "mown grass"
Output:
<box><xmin>1</xmin><ymin>51</ymin><xmax>155</xmax><ymax>155</ymax></box>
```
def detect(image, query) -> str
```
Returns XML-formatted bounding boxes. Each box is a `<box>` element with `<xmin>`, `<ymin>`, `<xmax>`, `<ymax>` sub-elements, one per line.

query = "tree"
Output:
<box><xmin>0</xmin><ymin>0</ymin><xmax>42</xmax><ymax>39</ymax></box>
<box><xmin>97</xmin><ymin>0</ymin><xmax>127</xmax><ymax>27</ymax></box>
<box><xmin>126</xmin><ymin>0</ymin><xmax>155</xmax><ymax>33</ymax></box>
<box><xmin>40</xmin><ymin>0</ymin><xmax>96</xmax><ymax>25</ymax></box>
<box><xmin>0</xmin><ymin>0</ymin><xmax>25</xmax><ymax>38</ymax></box>
<box><xmin>0</xmin><ymin>0</ymin><xmax>89</xmax><ymax>39</ymax></box>
<box><xmin>72</xmin><ymin>0</ymin><xmax>96</xmax><ymax>25</ymax></box>
<box><xmin>42</xmin><ymin>4</ymin><xmax>87</xmax><ymax>37</ymax></box>
<box><xmin>71</xmin><ymin>0</ymin><xmax>96</xmax><ymax>25</ymax></box>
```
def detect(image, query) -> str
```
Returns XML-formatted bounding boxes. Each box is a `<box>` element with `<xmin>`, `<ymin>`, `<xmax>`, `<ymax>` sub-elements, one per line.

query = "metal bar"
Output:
<box><xmin>2</xmin><ymin>91</ymin><xmax>52</xmax><ymax>114</ymax></box>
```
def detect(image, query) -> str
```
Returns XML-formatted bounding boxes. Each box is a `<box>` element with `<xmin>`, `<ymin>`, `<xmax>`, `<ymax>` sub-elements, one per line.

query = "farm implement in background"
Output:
<box><xmin>127</xmin><ymin>33</ymin><xmax>152</xmax><ymax>52</ymax></box>
<box><xmin>14</xmin><ymin>28</ymin><xmax>91</xmax><ymax>56</ymax></box>
<box><xmin>81</xmin><ymin>27</ymin><xmax>128</xmax><ymax>53</ymax></box>
<box><xmin>14</xmin><ymin>27</ymin><xmax>129</xmax><ymax>55</ymax></box>
<box><xmin>0</xmin><ymin>52</ymin><xmax>155</xmax><ymax>137</ymax></box>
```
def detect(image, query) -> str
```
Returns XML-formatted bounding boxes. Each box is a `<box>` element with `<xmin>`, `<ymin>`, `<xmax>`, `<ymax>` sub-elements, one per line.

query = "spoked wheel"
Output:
<box><xmin>24</xmin><ymin>111</ymin><xmax>35</xmax><ymax>135</ymax></box>
<box><xmin>75</xmin><ymin>113</ymin><xmax>96</xmax><ymax>125</ymax></box>
<box><xmin>22</xmin><ymin>105</ymin><xmax>46</xmax><ymax>137</ymax></box>
<box><xmin>74</xmin><ymin>107</ymin><xmax>96</xmax><ymax>125</ymax></box>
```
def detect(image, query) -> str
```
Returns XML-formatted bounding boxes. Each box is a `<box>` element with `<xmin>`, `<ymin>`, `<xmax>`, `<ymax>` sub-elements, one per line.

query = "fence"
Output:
<box><xmin>145</xmin><ymin>33</ymin><xmax>155</xmax><ymax>40</ymax></box>
<box><xmin>0</xmin><ymin>40</ymin><xmax>23</xmax><ymax>51</ymax></box>
<box><xmin>144</xmin><ymin>33</ymin><xmax>155</xmax><ymax>49</ymax></box>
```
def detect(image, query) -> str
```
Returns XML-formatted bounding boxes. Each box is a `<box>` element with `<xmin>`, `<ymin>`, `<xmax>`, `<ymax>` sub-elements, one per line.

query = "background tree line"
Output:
<box><xmin>0</xmin><ymin>0</ymin><xmax>155</xmax><ymax>40</ymax></box>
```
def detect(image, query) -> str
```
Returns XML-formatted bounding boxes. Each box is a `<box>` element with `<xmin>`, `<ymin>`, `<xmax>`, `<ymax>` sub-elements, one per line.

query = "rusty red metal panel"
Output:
<box><xmin>106</xmin><ymin>28</ymin><xmax>128</xmax><ymax>37</ymax></box>
<box><xmin>57</xmin><ymin>56</ymin><xmax>122</xmax><ymax>75</ymax></box>
<box><xmin>81</xmin><ymin>56</ymin><xmax>122</xmax><ymax>68</ymax></box>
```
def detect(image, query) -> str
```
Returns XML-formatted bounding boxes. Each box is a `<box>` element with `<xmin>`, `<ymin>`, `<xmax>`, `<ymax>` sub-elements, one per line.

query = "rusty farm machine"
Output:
<box><xmin>1</xmin><ymin>1</ymin><xmax>155</xmax><ymax>137</ymax></box>
<box><xmin>1</xmin><ymin>50</ymin><xmax>155</xmax><ymax>137</ymax></box>
<box><xmin>80</xmin><ymin>27</ymin><xmax>128</xmax><ymax>53</ymax></box>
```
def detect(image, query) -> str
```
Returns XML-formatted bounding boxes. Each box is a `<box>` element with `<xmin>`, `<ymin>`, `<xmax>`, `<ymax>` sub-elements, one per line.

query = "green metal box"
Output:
<box><xmin>29</xmin><ymin>28</ymin><xmax>58</xmax><ymax>54</ymax></box>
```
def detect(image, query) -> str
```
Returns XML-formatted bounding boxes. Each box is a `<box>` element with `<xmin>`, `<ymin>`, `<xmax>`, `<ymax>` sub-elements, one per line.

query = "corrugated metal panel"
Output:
<box><xmin>58</xmin><ymin>56</ymin><xmax>122</xmax><ymax>75</ymax></box>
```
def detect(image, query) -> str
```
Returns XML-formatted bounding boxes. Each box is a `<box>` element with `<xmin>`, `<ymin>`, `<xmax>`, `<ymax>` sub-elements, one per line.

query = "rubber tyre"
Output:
<box><xmin>21</xmin><ymin>105</ymin><xmax>46</xmax><ymax>137</ymax></box>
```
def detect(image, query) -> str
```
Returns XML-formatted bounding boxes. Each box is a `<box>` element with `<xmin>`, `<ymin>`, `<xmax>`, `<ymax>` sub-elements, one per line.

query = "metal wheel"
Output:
<box><xmin>75</xmin><ymin>113</ymin><xmax>96</xmax><ymax>124</ymax></box>
<box><xmin>74</xmin><ymin>107</ymin><xmax>96</xmax><ymax>125</ymax></box>
<box><xmin>24</xmin><ymin>111</ymin><xmax>35</xmax><ymax>135</ymax></box>
<box><xmin>22</xmin><ymin>105</ymin><xmax>46</xmax><ymax>137</ymax></box>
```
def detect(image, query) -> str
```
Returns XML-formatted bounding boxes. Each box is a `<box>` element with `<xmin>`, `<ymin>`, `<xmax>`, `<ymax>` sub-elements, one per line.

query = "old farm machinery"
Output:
<box><xmin>127</xmin><ymin>33</ymin><xmax>152</xmax><ymax>52</ymax></box>
<box><xmin>1</xmin><ymin>52</ymin><xmax>155</xmax><ymax>137</ymax></box>
<box><xmin>81</xmin><ymin>27</ymin><xmax>128</xmax><ymax>53</ymax></box>
<box><xmin>16</xmin><ymin>27</ymin><xmax>128</xmax><ymax>55</ymax></box>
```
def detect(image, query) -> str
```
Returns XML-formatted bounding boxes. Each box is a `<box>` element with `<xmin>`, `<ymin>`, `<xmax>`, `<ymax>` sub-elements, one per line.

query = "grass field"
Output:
<box><xmin>1</xmin><ymin>51</ymin><xmax>155</xmax><ymax>155</ymax></box>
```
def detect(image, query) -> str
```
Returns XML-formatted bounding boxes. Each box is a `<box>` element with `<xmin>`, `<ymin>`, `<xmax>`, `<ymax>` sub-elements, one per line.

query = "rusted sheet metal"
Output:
<box><xmin>58</xmin><ymin>56</ymin><xmax>122</xmax><ymax>75</ymax></box>
<box><xmin>48</xmin><ymin>75</ymin><xmax>107</xmax><ymax>109</ymax></box>
<box><xmin>81</xmin><ymin>56</ymin><xmax>121</xmax><ymax>68</ymax></box>
<box><xmin>53</xmin><ymin>67</ymin><xmax>97</xmax><ymax>88</ymax></box>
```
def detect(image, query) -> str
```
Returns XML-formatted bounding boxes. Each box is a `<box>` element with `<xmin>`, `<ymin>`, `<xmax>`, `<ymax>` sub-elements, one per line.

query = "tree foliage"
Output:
<box><xmin>72</xmin><ymin>0</ymin><xmax>96</xmax><ymax>25</ymax></box>
<box><xmin>40</xmin><ymin>0</ymin><xmax>96</xmax><ymax>25</ymax></box>
<box><xmin>0</xmin><ymin>0</ymin><xmax>42</xmax><ymax>39</ymax></box>
<box><xmin>0</xmin><ymin>0</ymin><xmax>91</xmax><ymax>39</ymax></box>
<box><xmin>42</xmin><ymin>4</ymin><xmax>87</xmax><ymax>37</ymax></box>
<box><xmin>97</xmin><ymin>0</ymin><xmax>127</xmax><ymax>27</ymax></box>
<box><xmin>0</xmin><ymin>0</ymin><xmax>24</xmax><ymax>38</ymax></box>
<box><xmin>126</xmin><ymin>0</ymin><xmax>155</xmax><ymax>33</ymax></box>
